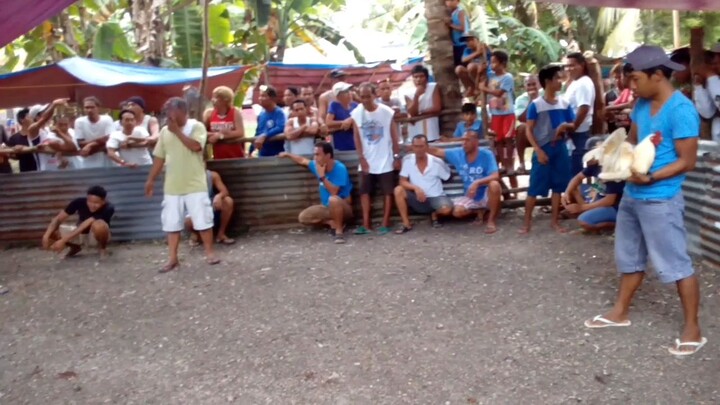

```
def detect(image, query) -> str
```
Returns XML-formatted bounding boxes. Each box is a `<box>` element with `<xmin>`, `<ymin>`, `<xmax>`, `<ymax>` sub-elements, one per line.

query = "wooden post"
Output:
<box><xmin>673</xmin><ymin>11</ymin><xmax>681</xmax><ymax>49</ymax></box>
<box><xmin>690</xmin><ymin>27</ymin><xmax>711</xmax><ymax>140</ymax></box>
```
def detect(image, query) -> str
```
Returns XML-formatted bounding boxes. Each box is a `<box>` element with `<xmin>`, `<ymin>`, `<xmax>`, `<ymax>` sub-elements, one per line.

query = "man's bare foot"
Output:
<box><xmin>518</xmin><ymin>226</ymin><xmax>531</xmax><ymax>235</ymax></box>
<box><xmin>159</xmin><ymin>261</ymin><xmax>179</xmax><ymax>274</ymax></box>
<box><xmin>64</xmin><ymin>244</ymin><xmax>82</xmax><ymax>258</ymax></box>
<box><xmin>552</xmin><ymin>223</ymin><xmax>569</xmax><ymax>234</ymax></box>
<box><xmin>99</xmin><ymin>249</ymin><xmax>109</xmax><ymax>260</ymax></box>
<box><xmin>485</xmin><ymin>223</ymin><xmax>498</xmax><ymax>234</ymax></box>
<box><xmin>206</xmin><ymin>256</ymin><xmax>221</xmax><ymax>265</ymax></box>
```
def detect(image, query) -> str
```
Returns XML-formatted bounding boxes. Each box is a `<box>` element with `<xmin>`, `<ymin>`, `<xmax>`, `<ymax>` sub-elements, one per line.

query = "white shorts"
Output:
<box><xmin>162</xmin><ymin>192</ymin><xmax>213</xmax><ymax>232</ymax></box>
<box><xmin>452</xmin><ymin>194</ymin><xmax>488</xmax><ymax>211</ymax></box>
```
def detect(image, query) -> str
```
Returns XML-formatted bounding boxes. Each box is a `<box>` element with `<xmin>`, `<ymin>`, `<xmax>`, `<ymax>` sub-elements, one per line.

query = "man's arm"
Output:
<box><xmin>352</xmin><ymin>121</ymin><xmax>364</xmax><ymax>157</ymax></box>
<box><xmin>446</xmin><ymin>9</ymin><xmax>466</xmax><ymax>32</ymax></box>
<box><xmin>285</xmin><ymin>120</ymin><xmax>303</xmax><ymax>141</ymax></box>
<box><xmin>564</xmin><ymin>171</ymin><xmax>586</xmax><ymax>197</ymax></box>
<box><xmin>30</xmin><ymin>98</ymin><xmax>68</xmax><ymax>137</ymax></box>
<box><xmin>278</xmin><ymin>151</ymin><xmax>310</xmax><ymax>167</ymax></box>
<box><xmin>318</xmin><ymin>94</ymin><xmax>330</xmax><ymax>123</ymax></box>
<box><xmin>399</xmin><ymin>176</ymin><xmax>422</xmax><ymax>193</ymax></box>
<box><xmin>627</xmin><ymin>122</ymin><xmax>638</xmax><ymax>145</ymax></box>
<box><xmin>390</xmin><ymin>118</ymin><xmax>400</xmax><ymax>155</ymax></box>
<box><xmin>648</xmin><ymin>138</ymin><xmax>698</xmax><ymax>180</ymax></box>
<box><xmin>144</xmin><ymin>156</ymin><xmax>165</xmax><ymax>196</ymax></box>
<box><xmin>264</xmin><ymin>113</ymin><xmax>286</xmax><ymax>142</ymax></box>
<box><xmin>469</xmin><ymin>171</ymin><xmax>500</xmax><ymax>188</ymax></box>
<box><xmin>171</xmin><ymin>124</ymin><xmax>203</xmax><ymax>152</ymax></box>
<box><xmin>427</xmin><ymin>146</ymin><xmax>447</xmax><ymax>160</ymax></box>
<box><xmin>222</xmin><ymin>107</ymin><xmax>245</xmax><ymax>140</ymax></box>
<box><xmin>42</xmin><ymin>210</ymin><xmax>69</xmax><ymax>246</ymax></box>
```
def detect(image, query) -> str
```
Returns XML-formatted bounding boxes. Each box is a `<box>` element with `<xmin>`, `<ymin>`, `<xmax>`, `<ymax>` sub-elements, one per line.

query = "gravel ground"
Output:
<box><xmin>0</xmin><ymin>211</ymin><xmax>718</xmax><ymax>405</ymax></box>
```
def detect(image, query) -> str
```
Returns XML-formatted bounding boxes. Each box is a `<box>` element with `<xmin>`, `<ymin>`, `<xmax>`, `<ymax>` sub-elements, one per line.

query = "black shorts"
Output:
<box><xmin>453</xmin><ymin>45</ymin><xmax>466</xmax><ymax>67</ymax></box>
<box><xmin>406</xmin><ymin>192</ymin><xmax>454</xmax><ymax>214</ymax></box>
<box><xmin>359</xmin><ymin>171</ymin><xmax>397</xmax><ymax>196</ymax></box>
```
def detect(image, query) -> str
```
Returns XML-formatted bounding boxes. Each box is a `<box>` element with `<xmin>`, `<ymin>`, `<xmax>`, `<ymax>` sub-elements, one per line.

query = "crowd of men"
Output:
<box><xmin>0</xmin><ymin>8</ymin><xmax>713</xmax><ymax>355</ymax></box>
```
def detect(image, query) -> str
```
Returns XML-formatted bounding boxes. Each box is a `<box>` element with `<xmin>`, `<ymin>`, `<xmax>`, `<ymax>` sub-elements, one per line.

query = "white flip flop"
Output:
<box><xmin>584</xmin><ymin>315</ymin><xmax>632</xmax><ymax>329</ymax></box>
<box><xmin>668</xmin><ymin>337</ymin><xmax>708</xmax><ymax>356</ymax></box>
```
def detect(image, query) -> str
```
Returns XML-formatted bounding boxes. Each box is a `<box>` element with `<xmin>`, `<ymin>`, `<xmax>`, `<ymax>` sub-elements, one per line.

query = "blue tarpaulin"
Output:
<box><xmin>0</xmin><ymin>57</ymin><xmax>246</xmax><ymax>111</ymax></box>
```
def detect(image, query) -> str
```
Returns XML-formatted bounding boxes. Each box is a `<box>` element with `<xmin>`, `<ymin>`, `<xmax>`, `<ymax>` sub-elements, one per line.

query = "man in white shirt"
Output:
<box><xmin>74</xmin><ymin>96</ymin><xmax>114</xmax><ymax>169</ymax></box>
<box><xmin>693</xmin><ymin>45</ymin><xmax>720</xmax><ymax>142</ymax></box>
<box><xmin>38</xmin><ymin>115</ymin><xmax>80</xmax><ymax>171</ymax></box>
<box><xmin>284</xmin><ymin>99</ymin><xmax>319</xmax><ymax>155</ymax></box>
<box><xmin>564</xmin><ymin>52</ymin><xmax>596</xmax><ymax>175</ymax></box>
<box><xmin>351</xmin><ymin>83</ymin><xmax>401</xmax><ymax>235</ymax></box>
<box><xmin>393</xmin><ymin>134</ymin><xmax>454</xmax><ymax>234</ymax></box>
<box><xmin>406</xmin><ymin>65</ymin><xmax>442</xmax><ymax>142</ymax></box>
<box><xmin>106</xmin><ymin>109</ymin><xmax>153</xmax><ymax>167</ymax></box>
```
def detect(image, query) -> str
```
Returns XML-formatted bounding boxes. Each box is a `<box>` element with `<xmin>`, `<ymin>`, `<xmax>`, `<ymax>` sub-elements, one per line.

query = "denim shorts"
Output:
<box><xmin>528</xmin><ymin>142</ymin><xmax>572</xmax><ymax>197</ymax></box>
<box><xmin>578</xmin><ymin>206</ymin><xmax>617</xmax><ymax>225</ymax></box>
<box><xmin>614</xmin><ymin>193</ymin><xmax>694</xmax><ymax>283</ymax></box>
<box><xmin>407</xmin><ymin>192</ymin><xmax>453</xmax><ymax>214</ymax></box>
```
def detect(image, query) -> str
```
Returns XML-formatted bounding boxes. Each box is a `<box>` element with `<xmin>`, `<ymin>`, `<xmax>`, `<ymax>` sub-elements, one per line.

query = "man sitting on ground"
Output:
<box><xmin>562</xmin><ymin>157</ymin><xmax>624</xmax><ymax>233</ymax></box>
<box><xmin>41</xmin><ymin>185</ymin><xmax>114</xmax><ymax>259</ymax></box>
<box><xmin>186</xmin><ymin>169</ymin><xmax>236</xmax><ymax>245</ymax></box>
<box><xmin>394</xmin><ymin>135</ymin><xmax>454</xmax><ymax>234</ymax></box>
<box><xmin>428</xmin><ymin>130</ymin><xmax>502</xmax><ymax>233</ymax></box>
<box><xmin>279</xmin><ymin>142</ymin><xmax>353</xmax><ymax>244</ymax></box>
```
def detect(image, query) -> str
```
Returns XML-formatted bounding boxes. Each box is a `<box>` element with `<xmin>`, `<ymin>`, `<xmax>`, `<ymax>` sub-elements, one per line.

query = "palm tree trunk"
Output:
<box><xmin>424</xmin><ymin>0</ymin><xmax>461</xmax><ymax>135</ymax></box>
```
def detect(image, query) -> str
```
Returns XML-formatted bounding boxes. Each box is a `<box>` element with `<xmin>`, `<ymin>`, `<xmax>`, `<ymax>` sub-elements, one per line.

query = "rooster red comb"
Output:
<box><xmin>650</xmin><ymin>131</ymin><xmax>663</xmax><ymax>147</ymax></box>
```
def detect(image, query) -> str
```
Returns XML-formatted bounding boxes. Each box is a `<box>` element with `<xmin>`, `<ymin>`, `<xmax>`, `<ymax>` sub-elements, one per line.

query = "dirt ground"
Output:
<box><xmin>0</xmin><ymin>211</ymin><xmax>718</xmax><ymax>405</ymax></box>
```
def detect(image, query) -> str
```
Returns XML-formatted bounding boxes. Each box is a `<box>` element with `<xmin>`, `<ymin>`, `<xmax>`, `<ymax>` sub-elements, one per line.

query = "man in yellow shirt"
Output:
<box><xmin>145</xmin><ymin>97</ymin><xmax>221</xmax><ymax>273</ymax></box>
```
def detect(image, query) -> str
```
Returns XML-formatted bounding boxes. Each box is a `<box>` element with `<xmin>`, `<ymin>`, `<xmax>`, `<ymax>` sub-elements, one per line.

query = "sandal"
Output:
<box><xmin>216</xmin><ymin>237</ymin><xmax>236</xmax><ymax>245</ymax></box>
<box><xmin>353</xmin><ymin>226</ymin><xmax>371</xmax><ymax>235</ymax></box>
<box><xmin>376</xmin><ymin>226</ymin><xmax>391</xmax><ymax>235</ymax></box>
<box><xmin>206</xmin><ymin>257</ymin><xmax>221</xmax><ymax>265</ymax></box>
<box><xmin>394</xmin><ymin>225</ymin><xmax>412</xmax><ymax>235</ymax></box>
<box><xmin>159</xmin><ymin>262</ymin><xmax>179</xmax><ymax>274</ymax></box>
<box><xmin>432</xmin><ymin>220</ymin><xmax>443</xmax><ymax>229</ymax></box>
<box><xmin>584</xmin><ymin>315</ymin><xmax>631</xmax><ymax>329</ymax></box>
<box><xmin>667</xmin><ymin>337</ymin><xmax>708</xmax><ymax>356</ymax></box>
<box><xmin>334</xmin><ymin>235</ymin><xmax>346</xmax><ymax>244</ymax></box>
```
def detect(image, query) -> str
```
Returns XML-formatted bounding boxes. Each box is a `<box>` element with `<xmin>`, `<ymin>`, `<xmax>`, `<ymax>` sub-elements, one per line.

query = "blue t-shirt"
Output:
<box><xmin>256</xmin><ymin>106</ymin><xmax>286</xmax><ymax>157</ymax></box>
<box><xmin>450</xmin><ymin>8</ymin><xmax>470</xmax><ymax>47</ymax></box>
<box><xmin>445</xmin><ymin>147</ymin><xmax>498</xmax><ymax>201</ymax></box>
<box><xmin>527</xmin><ymin>97</ymin><xmax>575</xmax><ymax>147</ymax></box>
<box><xmin>328</xmin><ymin>101</ymin><xmax>358</xmax><ymax>151</ymax></box>
<box><xmin>487</xmin><ymin>73</ymin><xmax>515</xmax><ymax>116</ymax></box>
<box><xmin>308</xmin><ymin>160</ymin><xmax>353</xmax><ymax>206</ymax></box>
<box><xmin>461</xmin><ymin>47</ymin><xmax>486</xmax><ymax>64</ymax></box>
<box><xmin>453</xmin><ymin>119</ymin><xmax>483</xmax><ymax>138</ymax></box>
<box><xmin>626</xmin><ymin>91</ymin><xmax>699</xmax><ymax>200</ymax></box>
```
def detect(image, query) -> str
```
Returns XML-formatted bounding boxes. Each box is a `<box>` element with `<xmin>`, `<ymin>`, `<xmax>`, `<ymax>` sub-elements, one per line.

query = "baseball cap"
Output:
<box><xmin>625</xmin><ymin>45</ymin><xmax>685</xmax><ymax>71</ymax></box>
<box><xmin>332</xmin><ymin>82</ymin><xmax>353</xmax><ymax>97</ymax></box>
<box><xmin>330</xmin><ymin>69</ymin><xmax>346</xmax><ymax>79</ymax></box>
<box><xmin>124</xmin><ymin>96</ymin><xmax>146</xmax><ymax>111</ymax></box>
<box><xmin>461</xmin><ymin>31</ymin><xmax>479</xmax><ymax>40</ymax></box>
<box><xmin>29</xmin><ymin>104</ymin><xmax>49</xmax><ymax>120</ymax></box>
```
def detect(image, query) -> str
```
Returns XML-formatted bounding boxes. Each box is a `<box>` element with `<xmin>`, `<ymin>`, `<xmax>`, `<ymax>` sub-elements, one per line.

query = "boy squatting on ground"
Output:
<box><xmin>42</xmin><ymin>185</ymin><xmax>114</xmax><ymax>259</ymax></box>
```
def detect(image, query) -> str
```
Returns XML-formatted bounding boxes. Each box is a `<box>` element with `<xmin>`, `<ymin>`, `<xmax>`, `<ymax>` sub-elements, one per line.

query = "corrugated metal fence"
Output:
<box><xmin>683</xmin><ymin>140</ymin><xmax>720</xmax><ymax>269</ymax></box>
<box><xmin>0</xmin><ymin>144</ymin><xmax>474</xmax><ymax>244</ymax></box>
<box><xmin>2</xmin><ymin>140</ymin><xmax>719</xmax><ymax>271</ymax></box>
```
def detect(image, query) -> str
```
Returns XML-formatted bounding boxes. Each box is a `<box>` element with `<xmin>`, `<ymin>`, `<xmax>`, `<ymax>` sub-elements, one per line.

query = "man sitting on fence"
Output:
<box><xmin>279</xmin><ymin>141</ymin><xmax>354</xmax><ymax>244</ymax></box>
<box><xmin>394</xmin><ymin>135</ymin><xmax>454</xmax><ymax>234</ymax></box>
<box><xmin>428</xmin><ymin>130</ymin><xmax>502</xmax><ymax>233</ymax></box>
<box><xmin>41</xmin><ymin>185</ymin><xmax>114</xmax><ymax>259</ymax></box>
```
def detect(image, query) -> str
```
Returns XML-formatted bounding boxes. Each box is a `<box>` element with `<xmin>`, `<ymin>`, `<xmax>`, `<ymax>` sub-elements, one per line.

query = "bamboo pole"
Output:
<box><xmin>672</xmin><ymin>11</ymin><xmax>681</xmax><ymax>49</ymax></box>
<box><xmin>197</xmin><ymin>0</ymin><xmax>210</xmax><ymax>121</ymax></box>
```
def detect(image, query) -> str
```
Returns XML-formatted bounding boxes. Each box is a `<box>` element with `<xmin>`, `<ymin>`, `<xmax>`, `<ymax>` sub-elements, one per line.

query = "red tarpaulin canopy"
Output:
<box><xmin>0</xmin><ymin>57</ymin><xmax>246</xmax><ymax>111</ymax></box>
<box><xmin>0</xmin><ymin>0</ymin><xmax>76</xmax><ymax>48</ymax></box>
<box><xmin>540</xmin><ymin>0</ymin><xmax>720</xmax><ymax>10</ymax></box>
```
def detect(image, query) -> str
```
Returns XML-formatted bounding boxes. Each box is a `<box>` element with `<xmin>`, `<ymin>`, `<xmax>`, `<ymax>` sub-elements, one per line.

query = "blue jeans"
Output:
<box><xmin>570</xmin><ymin>131</ymin><xmax>590</xmax><ymax>176</ymax></box>
<box><xmin>578</xmin><ymin>206</ymin><xmax>617</xmax><ymax>225</ymax></box>
<box><xmin>614</xmin><ymin>194</ymin><xmax>694</xmax><ymax>283</ymax></box>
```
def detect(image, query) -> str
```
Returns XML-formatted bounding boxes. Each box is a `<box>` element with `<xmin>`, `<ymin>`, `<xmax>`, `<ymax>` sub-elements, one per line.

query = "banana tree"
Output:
<box><xmin>243</xmin><ymin>0</ymin><xmax>362</xmax><ymax>62</ymax></box>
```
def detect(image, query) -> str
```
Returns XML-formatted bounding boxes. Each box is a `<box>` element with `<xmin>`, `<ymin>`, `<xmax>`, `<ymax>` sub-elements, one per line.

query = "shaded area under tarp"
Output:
<box><xmin>540</xmin><ymin>0</ymin><xmax>720</xmax><ymax>11</ymax></box>
<box><xmin>0</xmin><ymin>0</ymin><xmax>76</xmax><ymax>48</ymax></box>
<box><xmin>0</xmin><ymin>57</ymin><xmax>246</xmax><ymax>112</ymax></box>
<box><xmin>252</xmin><ymin>57</ymin><xmax>424</xmax><ymax>102</ymax></box>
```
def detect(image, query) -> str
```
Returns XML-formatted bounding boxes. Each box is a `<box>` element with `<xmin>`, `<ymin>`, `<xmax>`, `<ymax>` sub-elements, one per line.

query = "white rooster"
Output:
<box><xmin>582</xmin><ymin>127</ymin><xmax>662</xmax><ymax>181</ymax></box>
